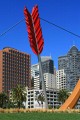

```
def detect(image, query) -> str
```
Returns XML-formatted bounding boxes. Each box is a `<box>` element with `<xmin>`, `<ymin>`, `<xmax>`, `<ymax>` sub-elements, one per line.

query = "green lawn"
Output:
<box><xmin>0</xmin><ymin>112</ymin><xmax>80</xmax><ymax>120</ymax></box>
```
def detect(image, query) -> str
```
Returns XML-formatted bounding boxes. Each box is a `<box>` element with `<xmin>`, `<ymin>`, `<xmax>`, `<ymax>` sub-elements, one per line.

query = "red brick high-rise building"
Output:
<box><xmin>0</xmin><ymin>47</ymin><xmax>31</xmax><ymax>93</ymax></box>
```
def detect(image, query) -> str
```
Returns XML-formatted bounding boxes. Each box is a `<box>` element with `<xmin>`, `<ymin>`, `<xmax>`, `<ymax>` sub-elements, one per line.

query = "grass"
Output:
<box><xmin>0</xmin><ymin>112</ymin><xmax>80</xmax><ymax>120</ymax></box>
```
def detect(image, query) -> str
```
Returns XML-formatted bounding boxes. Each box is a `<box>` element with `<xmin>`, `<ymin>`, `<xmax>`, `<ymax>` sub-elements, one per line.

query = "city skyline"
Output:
<box><xmin>0</xmin><ymin>0</ymin><xmax>80</xmax><ymax>69</ymax></box>
<box><xmin>58</xmin><ymin>45</ymin><xmax>80</xmax><ymax>91</ymax></box>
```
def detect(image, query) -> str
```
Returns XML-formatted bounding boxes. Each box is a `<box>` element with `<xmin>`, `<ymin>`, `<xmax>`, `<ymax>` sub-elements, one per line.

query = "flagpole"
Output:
<box><xmin>38</xmin><ymin>54</ymin><xmax>48</xmax><ymax>109</ymax></box>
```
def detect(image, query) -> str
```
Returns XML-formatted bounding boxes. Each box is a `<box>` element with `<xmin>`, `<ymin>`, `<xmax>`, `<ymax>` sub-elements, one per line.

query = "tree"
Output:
<box><xmin>36</xmin><ymin>92</ymin><xmax>45</xmax><ymax>108</ymax></box>
<box><xmin>11</xmin><ymin>85</ymin><xmax>27</xmax><ymax>109</ymax></box>
<box><xmin>58</xmin><ymin>89</ymin><xmax>69</xmax><ymax>104</ymax></box>
<box><xmin>48</xmin><ymin>105</ymin><xmax>53</xmax><ymax>109</ymax></box>
<box><xmin>6</xmin><ymin>100</ymin><xmax>15</xmax><ymax>108</ymax></box>
<box><xmin>0</xmin><ymin>92</ymin><xmax>8</xmax><ymax>108</ymax></box>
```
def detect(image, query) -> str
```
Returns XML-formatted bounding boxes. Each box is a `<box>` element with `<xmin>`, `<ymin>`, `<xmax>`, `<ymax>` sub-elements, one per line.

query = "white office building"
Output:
<box><xmin>34</xmin><ymin>75</ymin><xmax>40</xmax><ymax>90</ymax></box>
<box><xmin>44</xmin><ymin>73</ymin><xmax>56</xmax><ymax>89</ymax></box>
<box><xmin>31</xmin><ymin>64</ymin><xmax>39</xmax><ymax>77</ymax></box>
<box><xmin>56</xmin><ymin>69</ymin><xmax>67</xmax><ymax>90</ymax></box>
<box><xmin>34</xmin><ymin>73</ymin><xmax>56</xmax><ymax>90</ymax></box>
<box><xmin>26</xmin><ymin>89</ymin><xmax>60</xmax><ymax>109</ymax></box>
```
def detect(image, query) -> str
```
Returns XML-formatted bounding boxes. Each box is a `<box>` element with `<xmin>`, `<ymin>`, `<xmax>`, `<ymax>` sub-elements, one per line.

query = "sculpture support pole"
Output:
<box><xmin>24</xmin><ymin>4</ymin><xmax>47</xmax><ymax>108</ymax></box>
<box><xmin>38</xmin><ymin>54</ymin><xmax>48</xmax><ymax>109</ymax></box>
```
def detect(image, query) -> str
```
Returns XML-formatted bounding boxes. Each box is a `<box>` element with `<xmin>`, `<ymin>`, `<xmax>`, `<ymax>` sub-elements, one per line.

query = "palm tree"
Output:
<box><xmin>58</xmin><ymin>89</ymin><xmax>69</xmax><ymax>104</ymax></box>
<box><xmin>0</xmin><ymin>92</ymin><xmax>8</xmax><ymax>108</ymax></box>
<box><xmin>11</xmin><ymin>85</ymin><xmax>27</xmax><ymax>109</ymax></box>
<box><xmin>37</xmin><ymin>93</ymin><xmax>45</xmax><ymax>108</ymax></box>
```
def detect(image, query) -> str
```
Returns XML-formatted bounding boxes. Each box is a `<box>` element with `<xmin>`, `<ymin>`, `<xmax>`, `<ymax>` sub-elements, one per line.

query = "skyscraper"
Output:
<box><xmin>33</xmin><ymin>73</ymin><xmax>56</xmax><ymax>90</ymax></box>
<box><xmin>31</xmin><ymin>56</ymin><xmax>54</xmax><ymax>77</ymax></box>
<box><xmin>31</xmin><ymin>56</ymin><xmax>55</xmax><ymax>89</ymax></box>
<box><xmin>58</xmin><ymin>45</ymin><xmax>80</xmax><ymax>91</ymax></box>
<box><xmin>0</xmin><ymin>47</ymin><xmax>31</xmax><ymax>93</ymax></box>
<box><xmin>41</xmin><ymin>56</ymin><xmax>54</xmax><ymax>74</ymax></box>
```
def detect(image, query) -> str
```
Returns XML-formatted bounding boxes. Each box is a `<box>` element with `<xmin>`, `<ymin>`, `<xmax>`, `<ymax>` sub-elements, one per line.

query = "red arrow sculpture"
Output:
<box><xmin>24</xmin><ymin>5</ymin><xmax>48</xmax><ymax>109</ymax></box>
<box><xmin>24</xmin><ymin>5</ymin><xmax>44</xmax><ymax>55</ymax></box>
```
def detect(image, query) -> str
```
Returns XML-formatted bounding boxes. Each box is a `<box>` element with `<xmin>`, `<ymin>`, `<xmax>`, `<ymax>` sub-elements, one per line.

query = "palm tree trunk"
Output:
<box><xmin>18</xmin><ymin>102</ymin><xmax>21</xmax><ymax>109</ymax></box>
<box><xmin>42</xmin><ymin>102</ymin><xmax>43</xmax><ymax>108</ymax></box>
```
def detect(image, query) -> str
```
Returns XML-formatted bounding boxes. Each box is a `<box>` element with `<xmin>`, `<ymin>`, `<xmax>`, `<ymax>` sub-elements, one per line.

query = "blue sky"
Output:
<box><xmin>0</xmin><ymin>0</ymin><xmax>80</xmax><ymax>69</ymax></box>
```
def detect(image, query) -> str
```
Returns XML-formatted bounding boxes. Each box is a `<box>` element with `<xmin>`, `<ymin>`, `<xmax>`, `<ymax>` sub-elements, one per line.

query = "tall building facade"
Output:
<box><xmin>34</xmin><ymin>73</ymin><xmax>56</xmax><ymax>90</ymax></box>
<box><xmin>56</xmin><ymin>69</ymin><xmax>66</xmax><ymax>90</ymax></box>
<box><xmin>44</xmin><ymin>73</ymin><xmax>56</xmax><ymax>89</ymax></box>
<box><xmin>58</xmin><ymin>45</ymin><xmax>80</xmax><ymax>91</ymax></box>
<box><xmin>41</xmin><ymin>56</ymin><xmax>54</xmax><ymax>74</ymax></box>
<box><xmin>31</xmin><ymin>64</ymin><xmax>39</xmax><ymax>77</ymax></box>
<box><xmin>31</xmin><ymin>56</ymin><xmax>54</xmax><ymax>76</ymax></box>
<box><xmin>34</xmin><ymin>75</ymin><xmax>40</xmax><ymax>89</ymax></box>
<box><xmin>0</xmin><ymin>47</ymin><xmax>31</xmax><ymax>93</ymax></box>
<box><xmin>31</xmin><ymin>56</ymin><xmax>54</xmax><ymax>89</ymax></box>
